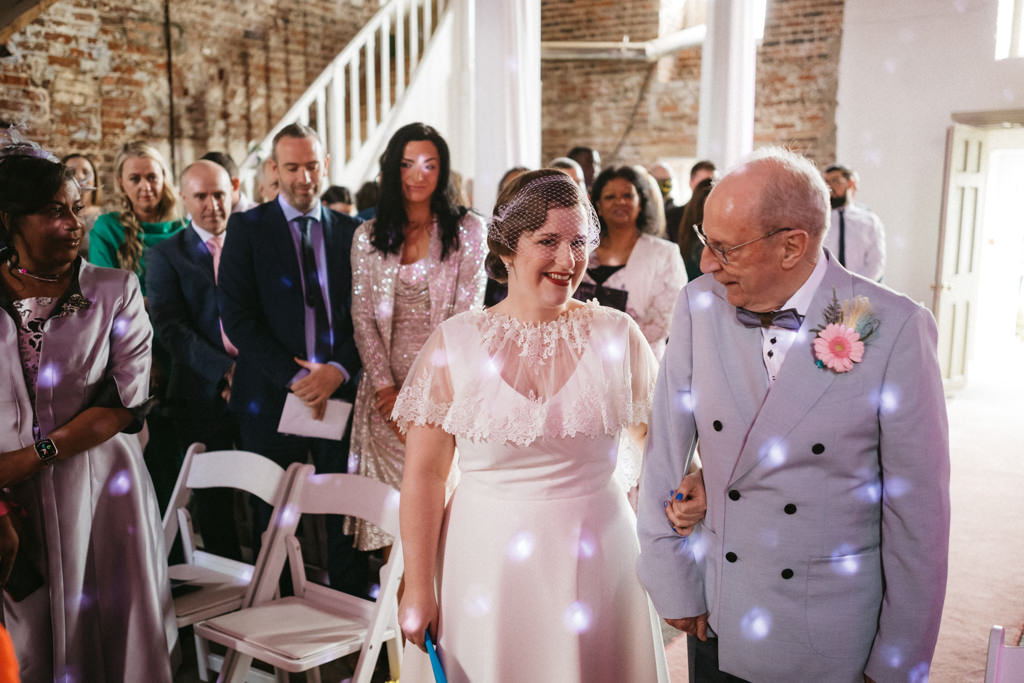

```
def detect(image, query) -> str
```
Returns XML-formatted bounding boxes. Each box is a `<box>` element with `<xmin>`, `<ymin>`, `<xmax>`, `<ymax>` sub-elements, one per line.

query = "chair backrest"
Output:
<box><xmin>162</xmin><ymin>443</ymin><xmax>290</xmax><ymax>559</ymax></box>
<box><xmin>289</xmin><ymin>471</ymin><xmax>402</xmax><ymax>533</ymax></box>
<box><xmin>248</xmin><ymin>469</ymin><xmax>402</xmax><ymax>608</ymax></box>
<box><xmin>986</xmin><ymin>625</ymin><xmax>1024</xmax><ymax>683</ymax></box>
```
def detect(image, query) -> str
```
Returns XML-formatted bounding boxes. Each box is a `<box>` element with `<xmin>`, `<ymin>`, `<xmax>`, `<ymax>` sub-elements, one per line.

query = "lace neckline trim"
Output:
<box><xmin>475</xmin><ymin>299</ymin><xmax>600</xmax><ymax>364</ymax></box>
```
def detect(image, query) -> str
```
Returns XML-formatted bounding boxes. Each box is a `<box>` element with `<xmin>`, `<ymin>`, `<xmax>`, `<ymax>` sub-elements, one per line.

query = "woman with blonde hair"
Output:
<box><xmin>89</xmin><ymin>141</ymin><xmax>184</xmax><ymax>294</ymax></box>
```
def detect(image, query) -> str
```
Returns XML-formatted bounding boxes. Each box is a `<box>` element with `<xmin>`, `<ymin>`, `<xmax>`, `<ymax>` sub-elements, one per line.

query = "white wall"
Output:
<box><xmin>835</xmin><ymin>0</ymin><xmax>1024</xmax><ymax>306</ymax></box>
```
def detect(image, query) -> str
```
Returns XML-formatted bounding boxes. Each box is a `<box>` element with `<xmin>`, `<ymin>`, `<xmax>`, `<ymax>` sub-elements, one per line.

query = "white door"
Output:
<box><xmin>933</xmin><ymin>124</ymin><xmax>988</xmax><ymax>391</ymax></box>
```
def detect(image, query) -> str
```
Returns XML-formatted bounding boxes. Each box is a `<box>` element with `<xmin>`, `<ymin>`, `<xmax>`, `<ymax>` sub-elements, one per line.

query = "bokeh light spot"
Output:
<box><xmin>740</xmin><ymin>606</ymin><xmax>772</xmax><ymax>640</ymax></box>
<box><xmin>563</xmin><ymin>601</ymin><xmax>592</xmax><ymax>633</ymax></box>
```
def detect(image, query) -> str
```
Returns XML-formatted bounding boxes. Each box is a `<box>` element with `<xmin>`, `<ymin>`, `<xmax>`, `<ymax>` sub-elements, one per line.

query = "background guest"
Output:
<box><xmin>200</xmin><ymin>150</ymin><xmax>257</xmax><ymax>214</ymax></box>
<box><xmin>582</xmin><ymin>165</ymin><xmax>686</xmax><ymax>360</ymax></box>
<box><xmin>60</xmin><ymin>153</ymin><xmax>102</xmax><ymax>257</ymax></box>
<box><xmin>255</xmin><ymin>157</ymin><xmax>279</xmax><ymax>203</ymax></box>
<box><xmin>497</xmin><ymin>165</ymin><xmax>529</xmax><ymax>196</ymax></box>
<box><xmin>346</xmin><ymin>122</ymin><xmax>486</xmax><ymax>554</ymax></box>
<box><xmin>677</xmin><ymin>176</ymin><xmax>713</xmax><ymax>281</ymax></box>
<box><xmin>322</xmin><ymin>185</ymin><xmax>355</xmax><ymax>215</ymax></box>
<box><xmin>146</xmin><ymin>160</ymin><xmax>242</xmax><ymax>560</ymax></box>
<box><xmin>549</xmin><ymin>156</ymin><xmax>586</xmax><ymax>194</ymax></box>
<box><xmin>355</xmin><ymin>179</ymin><xmax>379</xmax><ymax>221</ymax></box>
<box><xmin>823</xmin><ymin>162</ymin><xmax>886</xmax><ymax>281</ymax></box>
<box><xmin>88</xmin><ymin>141</ymin><xmax>184</xmax><ymax>296</ymax></box>
<box><xmin>567</xmin><ymin>145</ymin><xmax>601</xmax><ymax>195</ymax></box>
<box><xmin>666</xmin><ymin>159</ymin><xmax>716</xmax><ymax>243</ymax></box>
<box><xmin>0</xmin><ymin>148</ymin><xmax>173</xmax><ymax>682</ymax></box>
<box><xmin>218</xmin><ymin>123</ymin><xmax>365</xmax><ymax>594</ymax></box>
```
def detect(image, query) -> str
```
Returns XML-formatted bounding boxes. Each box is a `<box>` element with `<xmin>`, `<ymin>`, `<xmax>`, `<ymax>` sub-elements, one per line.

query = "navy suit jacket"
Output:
<box><xmin>218</xmin><ymin>200</ymin><xmax>361</xmax><ymax>418</ymax></box>
<box><xmin>146</xmin><ymin>225</ymin><xmax>234</xmax><ymax>414</ymax></box>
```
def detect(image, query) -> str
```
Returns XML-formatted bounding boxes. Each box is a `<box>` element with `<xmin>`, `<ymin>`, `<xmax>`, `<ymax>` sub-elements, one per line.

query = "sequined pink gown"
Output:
<box><xmin>394</xmin><ymin>301</ymin><xmax>669</xmax><ymax>682</ymax></box>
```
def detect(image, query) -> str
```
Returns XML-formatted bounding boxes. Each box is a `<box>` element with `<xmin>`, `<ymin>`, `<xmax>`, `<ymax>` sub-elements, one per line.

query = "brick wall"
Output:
<box><xmin>755</xmin><ymin>0</ymin><xmax>844</xmax><ymax>167</ymax></box>
<box><xmin>0</xmin><ymin>0</ymin><xmax>376</xmax><ymax>208</ymax></box>
<box><xmin>541</xmin><ymin>0</ymin><xmax>844</xmax><ymax>168</ymax></box>
<box><xmin>0</xmin><ymin>0</ymin><xmax>843</xmax><ymax>201</ymax></box>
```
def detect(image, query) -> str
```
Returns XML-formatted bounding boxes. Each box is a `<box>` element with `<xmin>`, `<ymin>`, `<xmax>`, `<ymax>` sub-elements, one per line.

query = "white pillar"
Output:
<box><xmin>450</xmin><ymin>0</ymin><xmax>476</xmax><ymax>185</ymax></box>
<box><xmin>697</xmin><ymin>0</ymin><xmax>758</xmax><ymax>168</ymax></box>
<box><xmin>471</xmin><ymin>0</ymin><xmax>541</xmax><ymax>214</ymax></box>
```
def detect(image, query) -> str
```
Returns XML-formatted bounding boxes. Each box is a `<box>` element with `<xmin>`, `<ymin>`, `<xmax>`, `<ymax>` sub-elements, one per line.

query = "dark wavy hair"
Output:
<box><xmin>371</xmin><ymin>122</ymin><xmax>466</xmax><ymax>261</ymax></box>
<box><xmin>0</xmin><ymin>154</ymin><xmax>71</xmax><ymax>273</ymax></box>
<box><xmin>591</xmin><ymin>165</ymin><xmax>652</xmax><ymax>236</ymax></box>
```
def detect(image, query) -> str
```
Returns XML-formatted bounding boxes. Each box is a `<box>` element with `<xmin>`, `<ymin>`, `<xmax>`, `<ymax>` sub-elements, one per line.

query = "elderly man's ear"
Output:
<box><xmin>780</xmin><ymin>229</ymin><xmax>811</xmax><ymax>270</ymax></box>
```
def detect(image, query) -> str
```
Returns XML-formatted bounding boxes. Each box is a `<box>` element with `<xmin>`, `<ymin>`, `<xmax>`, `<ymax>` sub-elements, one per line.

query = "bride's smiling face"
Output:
<box><xmin>507</xmin><ymin>206</ymin><xmax>590</xmax><ymax>311</ymax></box>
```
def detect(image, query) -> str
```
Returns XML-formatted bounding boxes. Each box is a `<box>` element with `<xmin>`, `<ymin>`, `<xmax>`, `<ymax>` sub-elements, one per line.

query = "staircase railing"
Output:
<box><xmin>240</xmin><ymin>0</ymin><xmax>450</xmax><ymax>190</ymax></box>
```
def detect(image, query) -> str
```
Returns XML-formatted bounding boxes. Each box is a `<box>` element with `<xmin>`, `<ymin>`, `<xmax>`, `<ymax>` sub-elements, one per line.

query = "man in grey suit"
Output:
<box><xmin>638</xmin><ymin>147</ymin><xmax>950</xmax><ymax>683</ymax></box>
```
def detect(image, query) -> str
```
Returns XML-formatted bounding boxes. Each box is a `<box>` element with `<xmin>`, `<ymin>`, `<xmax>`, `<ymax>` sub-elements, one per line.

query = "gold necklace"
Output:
<box><xmin>13</xmin><ymin>265</ymin><xmax>69</xmax><ymax>283</ymax></box>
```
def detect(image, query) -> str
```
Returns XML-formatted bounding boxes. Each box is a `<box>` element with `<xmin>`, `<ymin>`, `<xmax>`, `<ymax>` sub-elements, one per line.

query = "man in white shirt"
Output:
<box><xmin>823</xmin><ymin>163</ymin><xmax>886</xmax><ymax>281</ymax></box>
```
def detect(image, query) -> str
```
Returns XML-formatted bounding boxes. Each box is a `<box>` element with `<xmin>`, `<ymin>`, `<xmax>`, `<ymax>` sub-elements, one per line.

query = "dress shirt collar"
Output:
<box><xmin>777</xmin><ymin>248</ymin><xmax>828</xmax><ymax>320</ymax></box>
<box><xmin>189</xmin><ymin>221</ymin><xmax>223</xmax><ymax>244</ymax></box>
<box><xmin>277</xmin><ymin>195</ymin><xmax>323</xmax><ymax>225</ymax></box>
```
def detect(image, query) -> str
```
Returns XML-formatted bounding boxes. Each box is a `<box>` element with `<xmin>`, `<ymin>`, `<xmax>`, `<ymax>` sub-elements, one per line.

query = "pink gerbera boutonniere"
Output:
<box><xmin>812</xmin><ymin>290</ymin><xmax>880</xmax><ymax>373</ymax></box>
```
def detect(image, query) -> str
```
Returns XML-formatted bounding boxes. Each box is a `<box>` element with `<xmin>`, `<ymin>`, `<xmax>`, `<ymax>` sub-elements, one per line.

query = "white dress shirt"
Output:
<box><xmin>760</xmin><ymin>251</ymin><xmax>828</xmax><ymax>384</ymax></box>
<box><xmin>824</xmin><ymin>201</ymin><xmax>886</xmax><ymax>281</ymax></box>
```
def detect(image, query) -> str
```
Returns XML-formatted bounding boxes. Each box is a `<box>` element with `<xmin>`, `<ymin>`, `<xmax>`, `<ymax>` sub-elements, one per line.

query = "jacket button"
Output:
<box><xmin>812</xmin><ymin>443</ymin><xmax>825</xmax><ymax>454</ymax></box>
<box><xmin>781</xmin><ymin>568</ymin><xmax>794</xmax><ymax>579</ymax></box>
<box><xmin>726</xmin><ymin>551</ymin><xmax>738</xmax><ymax>563</ymax></box>
<box><xmin>728</xmin><ymin>490</ymin><xmax>740</xmax><ymax>501</ymax></box>
<box><xmin>784</xmin><ymin>503</ymin><xmax>797</xmax><ymax>514</ymax></box>
<box><xmin>713</xmin><ymin>420</ymin><xmax>723</xmax><ymax>432</ymax></box>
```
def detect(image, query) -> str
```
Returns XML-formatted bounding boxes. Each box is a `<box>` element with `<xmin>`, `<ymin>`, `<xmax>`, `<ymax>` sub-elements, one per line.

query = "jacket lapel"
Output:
<box><xmin>709</xmin><ymin>283</ymin><xmax>772</xmax><ymax>438</ymax></box>
<box><xmin>183</xmin><ymin>225</ymin><xmax>215</xmax><ymax>283</ymax></box>
<box><xmin>729</xmin><ymin>258</ymin><xmax>852</xmax><ymax>482</ymax></box>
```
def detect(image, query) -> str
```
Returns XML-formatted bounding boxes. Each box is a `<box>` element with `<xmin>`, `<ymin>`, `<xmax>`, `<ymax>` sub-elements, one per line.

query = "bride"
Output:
<box><xmin>394</xmin><ymin>169</ymin><xmax>669</xmax><ymax>681</ymax></box>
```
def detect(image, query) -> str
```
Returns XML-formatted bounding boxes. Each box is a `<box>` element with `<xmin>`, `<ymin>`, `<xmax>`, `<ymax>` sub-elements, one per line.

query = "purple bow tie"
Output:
<box><xmin>736</xmin><ymin>307</ymin><xmax>804</xmax><ymax>331</ymax></box>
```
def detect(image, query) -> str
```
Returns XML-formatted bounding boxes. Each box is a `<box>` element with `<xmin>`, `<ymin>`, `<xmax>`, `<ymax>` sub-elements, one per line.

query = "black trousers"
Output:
<box><xmin>237</xmin><ymin>412</ymin><xmax>368</xmax><ymax>597</ymax></box>
<box><xmin>689</xmin><ymin>636</ymin><xmax>751</xmax><ymax>683</ymax></box>
<box><xmin>176</xmin><ymin>410</ymin><xmax>243</xmax><ymax>561</ymax></box>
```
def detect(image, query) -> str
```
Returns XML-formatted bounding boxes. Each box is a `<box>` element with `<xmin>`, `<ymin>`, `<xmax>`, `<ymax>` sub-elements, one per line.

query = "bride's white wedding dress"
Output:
<box><xmin>395</xmin><ymin>300</ymin><xmax>669</xmax><ymax>682</ymax></box>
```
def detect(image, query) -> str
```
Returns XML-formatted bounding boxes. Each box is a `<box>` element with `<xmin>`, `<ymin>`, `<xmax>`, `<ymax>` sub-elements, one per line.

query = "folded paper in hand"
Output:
<box><xmin>277</xmin><ymin>393</ymin><xmax>352</xmax><ymax>440</ymax></box>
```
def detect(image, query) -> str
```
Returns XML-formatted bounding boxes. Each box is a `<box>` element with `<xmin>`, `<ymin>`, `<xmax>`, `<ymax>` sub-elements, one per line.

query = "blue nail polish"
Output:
<box><xmin>675</xmin><ymin>493</ymin><xmax>684</xmax><ymax>500</ymax></box>
<box><xmin>663</xmin><ymin>501</ymin><xmax>668</xmax><ymax>507</ymax></box>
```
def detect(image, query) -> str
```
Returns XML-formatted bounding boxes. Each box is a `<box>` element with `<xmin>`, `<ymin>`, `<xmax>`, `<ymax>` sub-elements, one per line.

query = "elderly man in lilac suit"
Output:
<box><xmin>638</xmin><ymin>147</ymin><xmax>950</xmax><ymax>683</ymax></box>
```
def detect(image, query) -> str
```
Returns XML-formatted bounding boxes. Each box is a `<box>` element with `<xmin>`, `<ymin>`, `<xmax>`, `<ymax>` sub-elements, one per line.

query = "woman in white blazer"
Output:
<box><xmin>582</xmin><ymin>165</ymin><xmax>686</xmax><ymax>361</ymax></box>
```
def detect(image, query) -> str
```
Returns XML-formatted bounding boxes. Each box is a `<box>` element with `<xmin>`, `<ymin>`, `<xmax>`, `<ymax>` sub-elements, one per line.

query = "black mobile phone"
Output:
<box><xmin>3</xmin><ymin>558</ymin><xmax>44</xmax><ymax>602</ymax></box>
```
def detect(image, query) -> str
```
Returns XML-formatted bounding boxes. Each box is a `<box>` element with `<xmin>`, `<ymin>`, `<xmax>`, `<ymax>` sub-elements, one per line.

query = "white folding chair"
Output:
<box><xmin>163</xmin><ymin>443</ymin><xmax>299</xmax><ymax>682</ymax></box>
<box><xmin>197</xmin><ymin>468</ymin><xmax>404</xmax><ymax>683</ymax></box>
<box><xmin>986</xmin><ymin>625</ymin><xmax>1024</xmax><ymax>683</ymax></box>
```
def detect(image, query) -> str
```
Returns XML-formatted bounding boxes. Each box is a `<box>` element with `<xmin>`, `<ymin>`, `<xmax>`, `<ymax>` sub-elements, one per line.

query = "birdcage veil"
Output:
<box><xmin>486</xmin><ymin>170</ymin><xmax>600</xmax><ymax>281</ymax></box>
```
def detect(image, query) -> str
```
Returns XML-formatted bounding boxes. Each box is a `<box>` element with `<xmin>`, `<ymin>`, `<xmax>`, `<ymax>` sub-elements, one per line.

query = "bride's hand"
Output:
<box><xmin>399</xmin><ymin>588</ymin><xmax>438</xmax><ymax>651</ymax></box>
<box><xmin>665</xmin><ymin>470</ymin><xmax>706</xmax><ymax>537</ymax></box>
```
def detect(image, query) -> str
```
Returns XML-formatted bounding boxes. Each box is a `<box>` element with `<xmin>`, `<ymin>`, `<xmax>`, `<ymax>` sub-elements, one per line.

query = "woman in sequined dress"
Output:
<box><xmin>347</xmin><ymin>123</ymin><xmax>487</xmax><ymax>551</ymax></box>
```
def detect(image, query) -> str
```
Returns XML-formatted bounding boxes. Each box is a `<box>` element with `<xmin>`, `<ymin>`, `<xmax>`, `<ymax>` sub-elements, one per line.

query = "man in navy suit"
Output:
<box><xmin>218</xmin><ymin>123</ymin><xmax>364</xmax><ymax>593</ymax></box>
<box><xmin>147</xmin><ymin>159</ymin><xmax>242</xmax><ymax>559</ymax></box>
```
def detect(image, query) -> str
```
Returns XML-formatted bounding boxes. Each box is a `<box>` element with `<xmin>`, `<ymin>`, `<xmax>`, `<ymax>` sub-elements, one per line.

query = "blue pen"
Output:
<box><xmin>425</xmin><ymin>630</ymin><xmax>448</xmax><ymax>683</ymax></box>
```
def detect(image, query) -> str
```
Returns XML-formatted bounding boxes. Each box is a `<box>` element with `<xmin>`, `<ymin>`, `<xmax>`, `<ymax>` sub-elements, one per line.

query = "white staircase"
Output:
<box><xmin>240</xmin><ymin>0</ymin><xmax>451</xmax><ymax>190</ymax></box>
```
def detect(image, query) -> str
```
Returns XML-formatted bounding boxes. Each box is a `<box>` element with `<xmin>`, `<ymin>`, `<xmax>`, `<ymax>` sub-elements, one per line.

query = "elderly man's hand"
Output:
<box><xmin>665</xmin><ymin>470</ymin><xmax>707</xmax><ymax>536</ymax></box>
<box><xmin>666</xmin><ymin>612</ymin><xmax>709</xmax><ymax>641</ymax></box>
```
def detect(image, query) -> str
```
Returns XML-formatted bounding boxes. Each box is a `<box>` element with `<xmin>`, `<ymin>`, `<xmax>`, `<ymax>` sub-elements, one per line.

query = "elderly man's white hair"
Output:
<box><xmin>727</xmin><ymin>146</ymin><xmax>831</xmax><ymax>241</ymax></box>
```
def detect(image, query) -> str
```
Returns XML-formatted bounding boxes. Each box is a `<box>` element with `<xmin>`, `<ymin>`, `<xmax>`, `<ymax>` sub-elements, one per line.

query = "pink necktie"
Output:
<box><xmin>206</xmin><ymin>235</ymin><xmax>239</xmax><ymax>358</ymax></box>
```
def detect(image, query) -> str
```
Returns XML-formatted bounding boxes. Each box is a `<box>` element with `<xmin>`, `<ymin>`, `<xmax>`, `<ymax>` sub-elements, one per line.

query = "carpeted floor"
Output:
<box><xmin>662</xmin><ymin>347</ymin><xmax>1024</xmax><ymax>682</ymax></box>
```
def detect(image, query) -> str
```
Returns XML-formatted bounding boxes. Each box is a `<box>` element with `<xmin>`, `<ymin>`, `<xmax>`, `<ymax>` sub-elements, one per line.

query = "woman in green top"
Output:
<box><xmin>89</xmin><ymin>141</ymin><xmax>184</xmax><ymax>294</ymax></box>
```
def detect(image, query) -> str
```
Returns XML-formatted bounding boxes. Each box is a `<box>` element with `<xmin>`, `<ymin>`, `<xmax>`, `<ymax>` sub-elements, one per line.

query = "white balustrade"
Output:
<box><xmin>240</xmin><ymin>0</ymin><xmax>450</xmax><ymax>190</ymax></box>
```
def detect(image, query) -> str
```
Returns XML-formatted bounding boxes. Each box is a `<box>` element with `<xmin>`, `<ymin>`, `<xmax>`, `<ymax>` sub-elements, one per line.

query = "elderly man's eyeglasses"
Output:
<box><xmin>693</xmin><ymin>224</ymin><xmax>797</xmax><ymax>265</ymax></box>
